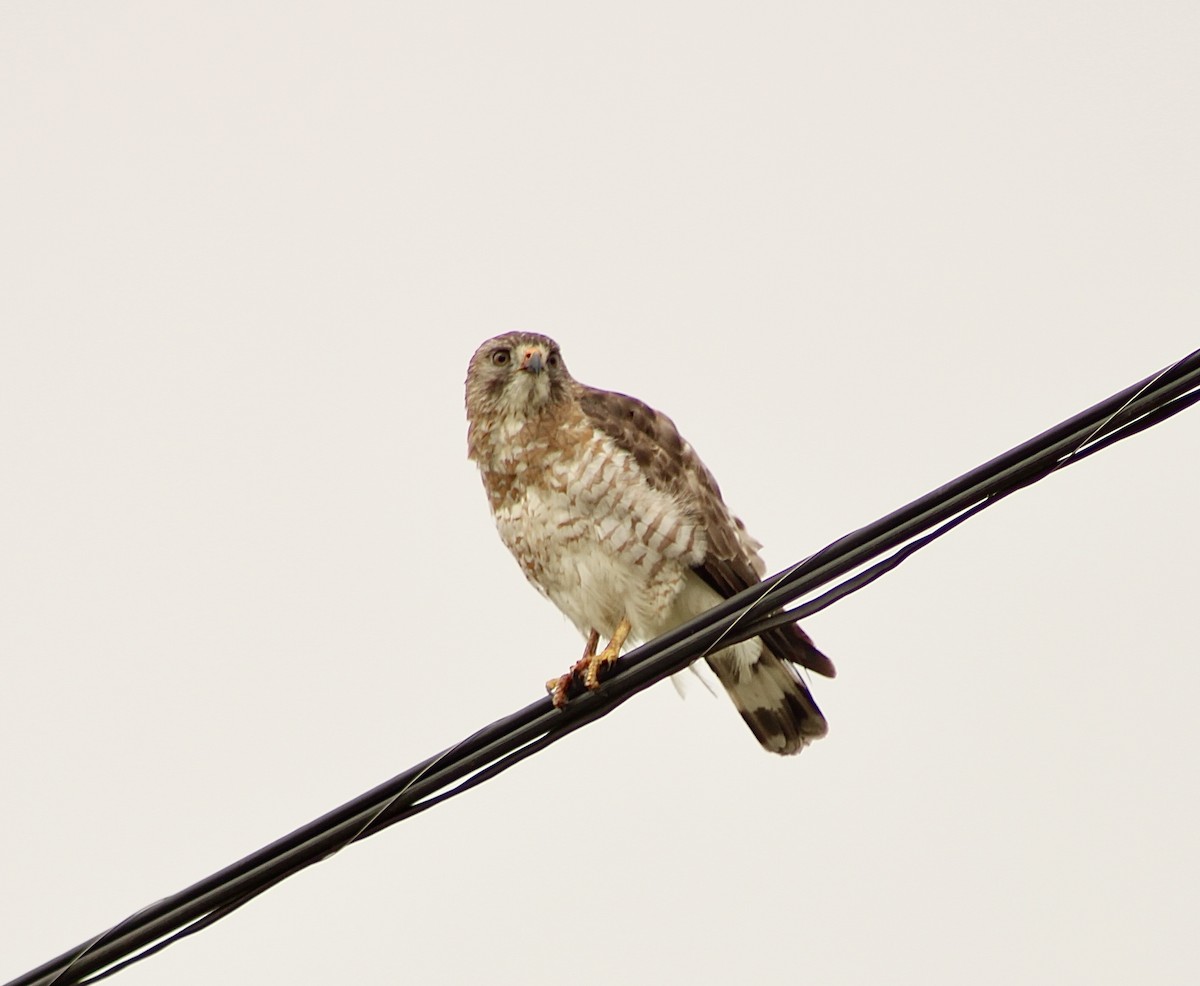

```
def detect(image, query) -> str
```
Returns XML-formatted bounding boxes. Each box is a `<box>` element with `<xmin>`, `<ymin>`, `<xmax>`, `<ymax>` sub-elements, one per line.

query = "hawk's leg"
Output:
<box><xmin>583</xmin><ymin>617</ymin><xmax>630</xmax><ymax>689</ymax></box>
<box><xmin>546</xmin><ymin>620</ymin><xmax>630</xmax><ymax>708</ymax></box>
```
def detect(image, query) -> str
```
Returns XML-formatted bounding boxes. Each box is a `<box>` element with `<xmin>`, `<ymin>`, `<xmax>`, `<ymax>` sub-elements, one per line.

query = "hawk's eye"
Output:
<box><xmin>491</xmin><ymin>349</ymin><xmax>511</xmax><ymax>366</ymax></box>
<box><xmin>546</xmin><ymin>353</ymin><xmax>560</xmax><ymax>368</ymax></box>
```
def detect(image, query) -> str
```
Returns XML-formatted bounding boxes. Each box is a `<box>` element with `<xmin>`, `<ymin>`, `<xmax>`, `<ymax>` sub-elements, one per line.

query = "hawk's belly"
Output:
<box><xmin>492</xmin><ymin>459</ymin><xmax>706</xmax><ymax>643</ymax></box>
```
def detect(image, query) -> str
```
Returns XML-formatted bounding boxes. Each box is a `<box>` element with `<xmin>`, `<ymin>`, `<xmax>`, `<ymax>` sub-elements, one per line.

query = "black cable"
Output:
<box><xmin>9</xmin><ymin>347</ymin><xmax>1200</xmax><ymax>986</ymax></box>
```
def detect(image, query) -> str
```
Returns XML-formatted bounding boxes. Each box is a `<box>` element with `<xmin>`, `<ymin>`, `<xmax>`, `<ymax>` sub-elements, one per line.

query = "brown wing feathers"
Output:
<box><xmin>576</xmin><ymin>385</ymin><xmax>835</xmax><ymax>680</ymax></box>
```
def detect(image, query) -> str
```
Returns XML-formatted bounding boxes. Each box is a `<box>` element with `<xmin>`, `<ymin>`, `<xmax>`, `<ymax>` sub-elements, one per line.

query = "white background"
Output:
<box><xmin>2</xmin><ymin>3</ymin><xmax>1197</xmax><ymax>984</ymax></box>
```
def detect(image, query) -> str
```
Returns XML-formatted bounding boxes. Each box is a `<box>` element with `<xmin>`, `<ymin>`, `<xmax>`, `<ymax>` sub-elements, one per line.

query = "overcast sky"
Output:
<box><xmin>2</xmin><ymin>3</ymin><xmax>1198</xmax><ymax>985</ymax></box>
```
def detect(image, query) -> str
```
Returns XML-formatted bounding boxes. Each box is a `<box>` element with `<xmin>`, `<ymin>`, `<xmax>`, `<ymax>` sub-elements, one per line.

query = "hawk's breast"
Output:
<box><xmin>484</xmin><ymin>419</ymin><xmax>707</xmax><ymax>640</ymax></box>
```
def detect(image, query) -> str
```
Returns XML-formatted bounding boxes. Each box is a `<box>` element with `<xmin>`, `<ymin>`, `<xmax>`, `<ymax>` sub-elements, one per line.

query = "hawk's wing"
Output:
<box><xmin>576</xmin><ymin>385</ymin><xmax>836</xmax><ymax>679</ymax></box>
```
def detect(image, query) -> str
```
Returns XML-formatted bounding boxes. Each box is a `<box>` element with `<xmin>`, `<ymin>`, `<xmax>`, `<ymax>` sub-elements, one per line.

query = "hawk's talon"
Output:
<box><xmin>582</xmin><ymin>640</ymin><xmax>621</xmax><ymax>690</ymax></box>
<box><xmin>546</xmin><ymin>672</ymin><xmax>573</xmax><ymax>708</ymax></box>
<box><xmin>546</xmin><ymin>621</ymin><xmax>629</xmax><ymax>707</ymax></box>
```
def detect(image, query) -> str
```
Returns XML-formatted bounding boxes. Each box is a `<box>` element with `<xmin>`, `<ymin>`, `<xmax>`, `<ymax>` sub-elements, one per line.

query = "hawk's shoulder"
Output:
<box><xmin>576</xmin><ymin>383</ymin><xmax>761</xmax><ymax>587</ymax></box>
<box><xmin>575</xmin><ymin>385</ymin><xmax>690</xmax><ymax>495</ymax></box>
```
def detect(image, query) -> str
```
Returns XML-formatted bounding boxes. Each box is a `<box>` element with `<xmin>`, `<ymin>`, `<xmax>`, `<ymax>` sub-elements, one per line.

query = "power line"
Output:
<box><xmin>9</xmin><ymin>347</ymin><xmax>1200</xmax><ymax>986</ymax></box>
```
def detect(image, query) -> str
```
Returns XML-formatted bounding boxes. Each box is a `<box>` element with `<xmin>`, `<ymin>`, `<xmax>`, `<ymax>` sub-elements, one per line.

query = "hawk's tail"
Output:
<box><xmin>706</xmin><ymin>649</ymin><xmax>828</xmax><ymax>756</ymax></box>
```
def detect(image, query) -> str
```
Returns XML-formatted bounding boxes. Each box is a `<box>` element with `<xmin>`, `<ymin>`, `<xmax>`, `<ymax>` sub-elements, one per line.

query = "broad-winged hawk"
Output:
<box><xmin>465</xmin><ymin>332</ymin><xmax>834</xmax><ymax>754</ymax></box>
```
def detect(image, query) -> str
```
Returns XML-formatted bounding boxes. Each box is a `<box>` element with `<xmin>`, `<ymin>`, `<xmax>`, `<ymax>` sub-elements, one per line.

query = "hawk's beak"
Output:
<box><xmin>520</xmin><ymin>349</ymin><xmax>545</xmax><ymax>374</ymax></box>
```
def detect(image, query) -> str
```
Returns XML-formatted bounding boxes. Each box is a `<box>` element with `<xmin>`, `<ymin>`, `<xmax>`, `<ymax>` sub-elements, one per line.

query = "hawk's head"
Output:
<box><xmin>465</xmin><ymin>332</ymin><xmax>572</xmax><ymax>423</ymax></box>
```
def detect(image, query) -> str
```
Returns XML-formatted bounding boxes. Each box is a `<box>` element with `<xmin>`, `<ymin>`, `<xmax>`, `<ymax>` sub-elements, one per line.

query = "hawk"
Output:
<box><xmin>465</xmin><ymin>332</ymin><xmax>834</xmax><ymax>754</ymax></box>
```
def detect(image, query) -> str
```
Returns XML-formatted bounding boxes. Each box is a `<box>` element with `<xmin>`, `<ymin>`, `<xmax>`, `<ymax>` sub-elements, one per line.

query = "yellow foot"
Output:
<box><xmin>583</xmin><ymin>617</ymin><xmax>630</xmax><ymax>690</ymax></box>
<box><xmin>545</xmin><ymin>620</ymin><xmax>630</xmax><ymax>708</ymax></box>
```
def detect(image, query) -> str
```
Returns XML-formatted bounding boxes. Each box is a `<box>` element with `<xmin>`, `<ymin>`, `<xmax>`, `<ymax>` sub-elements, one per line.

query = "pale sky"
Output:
<box><xmin>2</xmin><ymin>3</ymin><xmax>1198</xmax><ymax>985</ymax></box>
